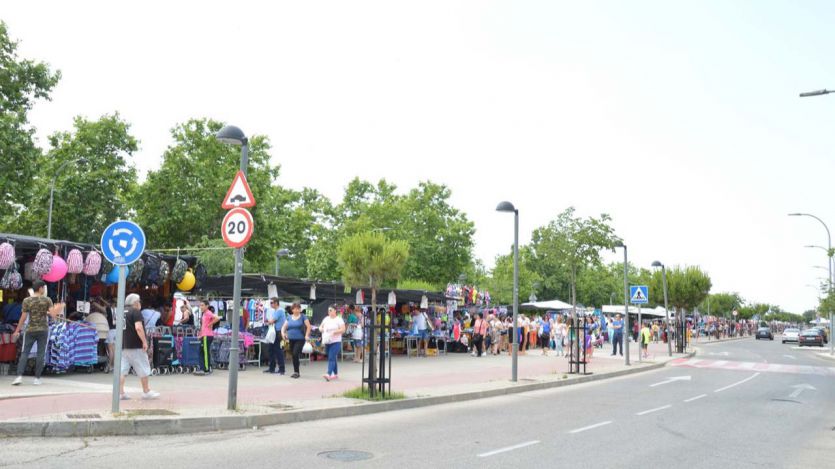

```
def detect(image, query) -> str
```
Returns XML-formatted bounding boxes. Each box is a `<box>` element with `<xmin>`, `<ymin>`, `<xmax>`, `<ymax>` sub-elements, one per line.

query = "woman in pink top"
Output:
<box><xmin>471</xmin><ymin>312</ymin><xmax>488</xmax><ymax>357</ymax></box>
<box><xmin>196</xmin><ymin>300</ymin><xmax>219</xmax><ymax>375</ymax></box>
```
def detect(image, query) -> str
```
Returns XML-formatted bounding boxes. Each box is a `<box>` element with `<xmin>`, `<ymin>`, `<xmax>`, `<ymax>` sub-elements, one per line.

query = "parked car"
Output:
<box><xmin>755</xmin><ymin>327</ymin><xmax>773</xmax><ymax>340</ymax></box>
<box><xmin>782</xmin><ymin>328</ymin><xmax>800</xmax><ymax>344</ymax></box>
<box><xmin>811</xmin><ymin>327</ymin><xmax>828</xmax><ymax>344</ymax></box>
<box><xmin>798</xmin><ymin>329</ymin><xmax>825</xmax><ymax>347</ymax></box>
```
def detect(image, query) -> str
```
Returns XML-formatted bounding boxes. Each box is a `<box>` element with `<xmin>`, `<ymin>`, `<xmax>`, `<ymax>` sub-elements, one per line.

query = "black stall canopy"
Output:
<box><xmin>198</xmin><ymin>274</ymin><xmax>446</xmax><ymax>304</ymax></box>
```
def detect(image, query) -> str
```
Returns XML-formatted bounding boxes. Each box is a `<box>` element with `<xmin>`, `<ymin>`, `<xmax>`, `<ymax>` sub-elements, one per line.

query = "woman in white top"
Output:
<box><xmin>320</xmin><ymin>305</ymin><xmax>346</xmax><ymax>381</ymax></box>
<box><xmin>352</xmin><ymin>309</ymin><xmax>364</xmax><ymax>363</ymax></box>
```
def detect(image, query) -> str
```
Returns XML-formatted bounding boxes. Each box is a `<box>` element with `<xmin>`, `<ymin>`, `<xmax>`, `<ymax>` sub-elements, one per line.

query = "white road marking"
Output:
<box><xmin>477</xmin><ymin>440</ymin><xmax>540</xmax><ymax>458</ymax></box>
<box><xmin>789</xmin><ymin>384</ymin><xmax>817</xmax><ymax>399</ymax></box>
<box><xmin>636</xmin><ymin>405</ymin><xmax>672</xmax><ymax>416</ymax></box>
<box><xmin>712</xmin><ymin>360</ymin><xmax>728</xmax><ymax>368</ymax></box>
<box><xmin>783</xmin><ymin>355</ymin><xmax>796</xmax><ymax>360</ymax></box>
<box><xmin>568</xmin><ymin>421</ymin><xmax>613</xmax><ymax>434</ymax></box>
<box><xmin>683</xmin><ymin>394</ymin><xmax>707</xmax><ymax>403</ymax></box>
<box><xmin>649</xmin><ymin>376</ymin><xmax>692</xmax><ymax>387</ymax></box>
<box><xmin>714</xmin><ymin>372</ymin><xmax>760</xmax><ymax>393</ymax></box>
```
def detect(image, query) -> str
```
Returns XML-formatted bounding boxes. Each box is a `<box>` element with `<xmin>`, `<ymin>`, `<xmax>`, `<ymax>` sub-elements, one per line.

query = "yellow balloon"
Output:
<box><xmin>177</xmin><ymin>271</ymin><xmax>196</xmax><ymax>291</ymax></box>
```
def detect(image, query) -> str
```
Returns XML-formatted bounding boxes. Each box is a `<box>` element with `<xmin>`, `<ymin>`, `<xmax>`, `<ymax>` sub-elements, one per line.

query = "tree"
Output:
<box><xmin>529</xmin><ymin>207</ymin><xmax>620</xmax><ymax>311</ymax></box>
<box><xmin>737</xmin><ymin>303</ymin><xmax>770</xmax><ymax>320</ymax></box>
<box><xmin>697</xmin><ymin>292</ymin><xmax>744</xmax><ymax>318</ymax></box>
<box><xmin>661</xmin><ymin>266</ymin><xmax>712</xmax><ymax>317</ymax></box>
<box><xmin>338</xmin><ymin>232</ymin><xmax>409</xmax><ymax>397</ymax></box>
<box><xmin>802</xmin><ymin>309</ymin><xmax>818</xmax><ymax>324</ymax></box>
<box><xmin>14</xmin><ymin>114</ymin><xmax>138</xmax><ymax>242</ymax></box>
<box><xmin>135</xmin><ymin>118</ymin><xmax>279</xmax><ymax>270</ymax></box>
<box><xmin>0</xmin><ymin>21</ymin><xmax>61</xmax><ymax>227</ymax></box>
<box><xmin>486</xmin><ymin>248</ymin><xmax>541</xmax><ymax>306</ymax></box>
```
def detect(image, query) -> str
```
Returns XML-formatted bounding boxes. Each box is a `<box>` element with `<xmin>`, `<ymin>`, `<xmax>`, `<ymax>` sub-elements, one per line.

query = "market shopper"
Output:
<box><xmin>489</xmin><ymin>314</ymin><xmax>502</xmax><ymax>355</ymax></box>
<box><xmin>611</xmin><ymin>313</ymin><xmax>624</xmax><ymax>356</ymax></box>
<box><xmin>413</xmin><ymin>309</ymin><xmax>430</xmax><ymax>357</ymax></box>
<box><xmin>320</xmin><ymin>306</ymin><xmax>346</xmax><ymax>381</ymax></box>
<box><xmin>281</xmin><ymin>302</ymin><xmax>311</xmax><ymax>379</ymax></box>
<box><xmin>263</xmin><ymin>298</ymin><xmax>286</xmax><ymax>375</ymax></box>
<box><xmin>119</xmin><ymin>294</ymin><xmax>160</xmax><ymax>399</ymax></box>
<box><xmin>641</xmin><ymin>321</ymin><xmax>652</xmax><ymax>359</ymax></box>
<box><xmin>11</xmin><ymin>280</ymin><xmax>64</xmax><ymax>386</ymax></box>
<box><xmin>91</xmin><ymin>297</ymin><xmax>117</xmax><ymax>373</ymax></box>
<box><xmin>352</xmin><ymin>307</ymin><xmax>365</xmax><ymax>363</ymax></box>
<box><xmin>471</xmin><ymin>312</ymin><xmax>488</xmax><ymax>357</ymax></box>
<box><xmin>194</xmin><ymin>300</ymin><xmax>219</xmax><ymax>376</ymax></box>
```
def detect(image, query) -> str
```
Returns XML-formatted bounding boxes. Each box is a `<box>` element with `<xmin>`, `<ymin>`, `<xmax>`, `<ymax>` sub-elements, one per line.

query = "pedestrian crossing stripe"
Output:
<box><xmin>670</xmin><ymin>358</ymin><xmax>835</xmax><ymax>376</ymax></box>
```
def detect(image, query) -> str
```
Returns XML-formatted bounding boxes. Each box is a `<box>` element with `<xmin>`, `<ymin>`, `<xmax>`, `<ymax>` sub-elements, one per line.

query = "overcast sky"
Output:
<box><xmin>5</xmin><ymin>1</ymin><xmax>835</xmax><ymax>312</ymax></box>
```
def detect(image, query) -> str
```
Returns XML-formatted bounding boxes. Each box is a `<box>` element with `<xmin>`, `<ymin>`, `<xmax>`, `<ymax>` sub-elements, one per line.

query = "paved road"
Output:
<box><xmin>1</xmin><ymin>338</ymin><xmax>833</xmax><ymax>468</ymax></box>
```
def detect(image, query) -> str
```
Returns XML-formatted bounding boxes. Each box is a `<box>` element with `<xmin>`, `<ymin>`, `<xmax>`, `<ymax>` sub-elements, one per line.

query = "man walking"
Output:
<box><xmin>120</xmin><ymin>294</ymin><xmax>159</xmax><ymax>399</ymax></box>
<box><xmin>263</xmin><ymin>297</ymin><xmax>286</xmax><ymax>375</ymax></box>
<box><xmin>611</xmin><ymin>313</ymin><xmax>624</xmax><ymax>356</ymax></box>
<box><xmin>11</xmin><ymin>280</ymin><xmax>64</xmax><ymax>386</ymax></box>
<box><xmin>195</xmin><ymin>300</ymin><xmax>219</xmax><ymax>376</ymax></box>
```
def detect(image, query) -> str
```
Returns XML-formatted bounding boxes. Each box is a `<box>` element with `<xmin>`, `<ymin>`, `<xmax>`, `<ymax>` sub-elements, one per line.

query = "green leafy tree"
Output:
<box><xmin>697</xmin><ymin>292</ymin><xmax>744</xmax><ymax>318</ymax></box>
<box><xmin>135</xmin><ymin>118</ymin><xmax>279</xmax><ymax>270</ymax></box>
<box><xmin>660</xmin><ymin>266</ymin><xmax>712</xmax><ymax>318</ymax></box>
<box><xmin>14</xmin><ymin>114</ymin><xmax>138</xmax><ymax>242</ymax></box>
<box><xmin>338</xmin><ymin>232</ymin><xmax>410</xmax><ymax>307</ymax></box>
<box><xmin>0</xmin><ymin>21</ymin><xmax>61</xmax><ymax>227</ymax></box>
<box><xmin>737</xmin><ymin>302</ymin><xmax>770</xmax><ymax>320</ymax></box>
<box><xmin>802</xmin><ymin>309</ymin><xmax>818</xmax><ymax>324</ymax></box>
<box><xmin>486</xmin><ymin>248</ymin><xmax>541</xmax><ymax>306</ymax></box>
<box><xmin>529</xmin><ymin>207</ymin><xmax>620</xmax><ymax>311</ymax></box>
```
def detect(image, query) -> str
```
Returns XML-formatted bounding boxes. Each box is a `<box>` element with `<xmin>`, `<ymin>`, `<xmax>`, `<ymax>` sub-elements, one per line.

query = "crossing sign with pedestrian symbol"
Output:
<box><xmin>630</xmin><ymin>285</ymin><xmax>649</xmax><ymax>304</ymax></box>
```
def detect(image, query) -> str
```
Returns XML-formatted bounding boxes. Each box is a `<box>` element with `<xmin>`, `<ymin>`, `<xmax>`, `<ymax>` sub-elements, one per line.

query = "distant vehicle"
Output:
<box><xmin>799</xmin><ymin>329</ymin><xmax>825</xmax><ymax>347</ymax></box>
<box><xmin>782</xmin><ymin>328</ymin><xmax>800</xmax><ymax>344</ymax></box>
<box><xmin>756</xmin><ymin>327</ymin><xmax>773</xmax><ymax>340</ymax></box>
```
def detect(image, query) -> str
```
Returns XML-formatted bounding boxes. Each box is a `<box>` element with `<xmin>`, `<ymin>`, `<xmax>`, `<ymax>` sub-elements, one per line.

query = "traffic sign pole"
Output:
<box><xmin>111</xmin><ymin>266</ymin><xmax>126</xmax><ymax>413</ymax></box>
<box><xmin>228</xmin><ymin>141</ymin><xmax>249</xmax><ymax>411</ymax></box>
<box><xmin>638</xmin><ymin>304</ymin><xmax>642</xmax><ymax>363</ymax></box>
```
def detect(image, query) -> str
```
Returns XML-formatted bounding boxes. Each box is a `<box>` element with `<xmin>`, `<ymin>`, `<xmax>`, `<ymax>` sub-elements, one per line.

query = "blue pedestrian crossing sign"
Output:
<box><xmin>101</xmin><ymin>220</ymin><xmax>146</xmax><ymax>266</ymax></box>
<box><xmin>630</xmin><ymin>285</ymin><xmax>649</xmax><ymax>304</ymax></box>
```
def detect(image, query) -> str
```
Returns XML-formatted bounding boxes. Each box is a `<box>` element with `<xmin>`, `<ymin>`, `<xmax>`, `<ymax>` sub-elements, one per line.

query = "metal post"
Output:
<box><xmin>622</xmin><ymin>246</ymin><xmax>630</xmax><ymax>366</ymax></box>
<box><xmin>275</xmin><ymin>255</ymin><xmax>280</xmax><ymax>276</ymax></box>
<box><xmin>228</xmin><ymin>141</ymin><xmax>248</xmax><ymax>410</ymax></box>
<box><xmin>511</xmin><ymin>209</ymin><xmax>519</xmax><ymax>382</ymax></box>
<box><xmin>47</xmin><ymin>182</ymin><xmax>56</xmax><ymax>239</ymax></box>
<box><xmin>662</xmin><ymin>266</ymin><xmax>672</xmax><ymax>357</ymax></box>
<box><xmin>111</xmin><ymin>266</ymin><xmax>126</xmax><ymax>413</ymax></box>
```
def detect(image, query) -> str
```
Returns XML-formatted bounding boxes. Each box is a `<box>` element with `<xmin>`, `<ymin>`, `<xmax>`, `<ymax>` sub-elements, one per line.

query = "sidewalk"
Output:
<box><xmin>0</xmin><ymin>341</ymin><xmax>688</xmax><ymax>437</ymax></box>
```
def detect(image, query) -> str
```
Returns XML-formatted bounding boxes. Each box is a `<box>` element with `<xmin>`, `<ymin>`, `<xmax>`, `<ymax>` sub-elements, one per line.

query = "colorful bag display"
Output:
<box><xmin>0</xmin><ymin>264</ymin><xmax>22</xmax><ymax>290</ymax></box>
<box><xmin>157</xmin><ymin>261</ymin><xmax>170</xmax><ymax>286</ymax></box>
<box><xmin>66</xmin><ymin>249</ymin><xmax>84</xmax><ymax>274</ymax></box>
<box><xmin>83</xmin><ymin>251</ymin><xmax>102</xmax><ymax>276</ymax></box>
<box><xmin>33</xmin><ymin>248</ymin><xmax>53</xmax><ymax>275</ymax></box>
<box><xmin>0</xmin><ymin>242</ymin><xmax>15</xmax><ymax>270</ymax></box>
<box><xmin>172</xmin><ymin>259</ymin><xmax>188</xmax><ymax>284</ymax></box>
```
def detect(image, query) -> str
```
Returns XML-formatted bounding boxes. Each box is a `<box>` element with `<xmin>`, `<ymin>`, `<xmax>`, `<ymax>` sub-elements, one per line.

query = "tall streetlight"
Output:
<box><xmin>275</xmin><ymin>248</ymin><xmax>290</xmax><ymax>276</ymax></box>
<box><xmin>799</xmin><ymin>89</ymin><xmax>833</xmax><ymax>97</ymax></box>
<box><xmin>47</xmin><ymin>157</ymin><xmax>88</xmax><ymax>239</ymax></box>
<box><xmin>790</xmin><ymin>213</ymin><xmax>833</xmax><ymax>355</ymax></box>
<box><xmin>216</xmin><ymin>124</ymin><xmax>248</xmax><ymax>410</ymax></box>
<box><xmin>496</xmin><ymin>201</ymin><xmax>519</xmax><ymax>381</ymax></box>
<box><xmin>614</xmin><ymin>241</ymin><xmax>630</xmax><ymax>365</ymax></box>
<box><xmin>651</xmin><ymin>261</ymin><xmax>673</xmax><ymax>357</ymax></box>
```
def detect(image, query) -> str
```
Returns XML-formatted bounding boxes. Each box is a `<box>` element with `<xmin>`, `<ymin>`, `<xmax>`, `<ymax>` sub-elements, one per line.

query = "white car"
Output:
<box><xmin>782</xmin><ymin>328</ymin><xmax>800</xmax><ymax>344</ymax></box>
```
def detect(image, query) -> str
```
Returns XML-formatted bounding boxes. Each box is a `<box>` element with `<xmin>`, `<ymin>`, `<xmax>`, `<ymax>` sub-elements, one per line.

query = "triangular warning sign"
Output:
<box><xmin>632</xmin><ymin>288</ymin><xmax>646</xmax><ymax>302</ymax></box>
<box><xmin>222</xmin><ymin>170</ymin><xmax>256</xmax><ymax>209</ymax></box>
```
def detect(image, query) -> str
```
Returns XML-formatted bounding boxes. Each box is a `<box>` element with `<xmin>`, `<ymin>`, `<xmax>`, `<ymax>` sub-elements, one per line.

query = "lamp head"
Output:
<box><xmin>277</xmin><ymin>248</ymin><xmax>290</xmax><ymax>257</ymax></box>
<box><xmin>216</xmin><ymin>125</ymin><xmax>247</xmax><ymax>145</ymax></box>
<box><xmin>614</xmin><ymin>241</ymin><xmax>625</xmax><ymax>248</ymax></box>
<box><xmin>651</xmin><ymin>260</ymin><xmax>663</xmax><ymax>268</ymax></box>
<box><xmin>496</xmin><ymin>201</ymin><xmax>516</xmax><ymax>213</ymax></box>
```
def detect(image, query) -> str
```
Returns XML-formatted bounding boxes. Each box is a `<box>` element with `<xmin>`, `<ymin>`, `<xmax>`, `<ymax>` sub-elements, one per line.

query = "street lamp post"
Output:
<box><xmin>216</xmin><ymin>124</ymin><xmax>249</xmax><ymax>410</ymax></box>
<box><xmin>496</xmin><ymin>201</ymin><xmax>519</xmax><ymax>381</ymax></box>
<box><xmin>47</xmin><ymin>158</ymin><xmax>88</xmax><ymax>239</ymax></box>
<box><xmin>615</xmin><ymin>242</ymin><xmax>630</xmax><ymax>366</ymax></box>
<box><xmin>275</xmin><ymin>248</ymin><xmax>290</xmax><ymax>276</ymax></box>
<box><xmin>799</xmin><ymin>89</ymin><xmax>833</xmax><ymax>97</ymax></box>
<box><xmin>652</xmin><ymin>261</ymin><xmax>673</xmax><ymax>357</ymax></box>
<box><xmin>789</xmin><ymin>213</ymin><xmax>834</xmax><ymax>355</ymax></box>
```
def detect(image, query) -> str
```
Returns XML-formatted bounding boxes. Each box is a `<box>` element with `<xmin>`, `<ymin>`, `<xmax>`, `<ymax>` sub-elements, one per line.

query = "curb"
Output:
<box><xmin>0</xmin><ymin>352</ymin><xmax>695</xmax><ymax>438</ymax></box>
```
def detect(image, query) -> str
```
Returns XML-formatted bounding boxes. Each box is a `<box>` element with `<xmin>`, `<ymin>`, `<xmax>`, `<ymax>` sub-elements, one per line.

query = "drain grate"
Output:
<box><xmin>318</xmin><ymin>450</ymin><xmax>374</xmax><ymax>462</ymax></box>
<box><xmin>125</xmin><ymin>409</ymin><xmax>178</xmax><ymax>416</ymax></box>
<box><xmin>67</xmin><ymin>413</ymin><xmax>101</xmax><ymax>419</ymax></box>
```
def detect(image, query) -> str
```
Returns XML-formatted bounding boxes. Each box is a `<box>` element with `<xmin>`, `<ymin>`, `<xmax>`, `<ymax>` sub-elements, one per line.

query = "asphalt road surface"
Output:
<box><xmin>1</xmin><ymin>338</ymin><xmax>833</xmax><ymax>469</ymax></box>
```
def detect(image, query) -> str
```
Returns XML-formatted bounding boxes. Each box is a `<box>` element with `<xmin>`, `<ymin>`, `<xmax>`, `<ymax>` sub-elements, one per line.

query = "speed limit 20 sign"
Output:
<box><xmin>222</xmin><ymin>208</ymin><xmax>254</xmax><ymax>248</ymax></box>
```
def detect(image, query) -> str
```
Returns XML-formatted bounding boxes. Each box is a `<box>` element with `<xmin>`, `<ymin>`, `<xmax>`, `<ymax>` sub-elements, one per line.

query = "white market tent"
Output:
<box><xmin>602</xmin><ymin>305</ymin><xmax>671</xmax><ymax>318</ymax></box>
<box><xmin>521</xmin><ymin>299</ymin><xmax>574</xmax><ymax>311</ymax></box>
